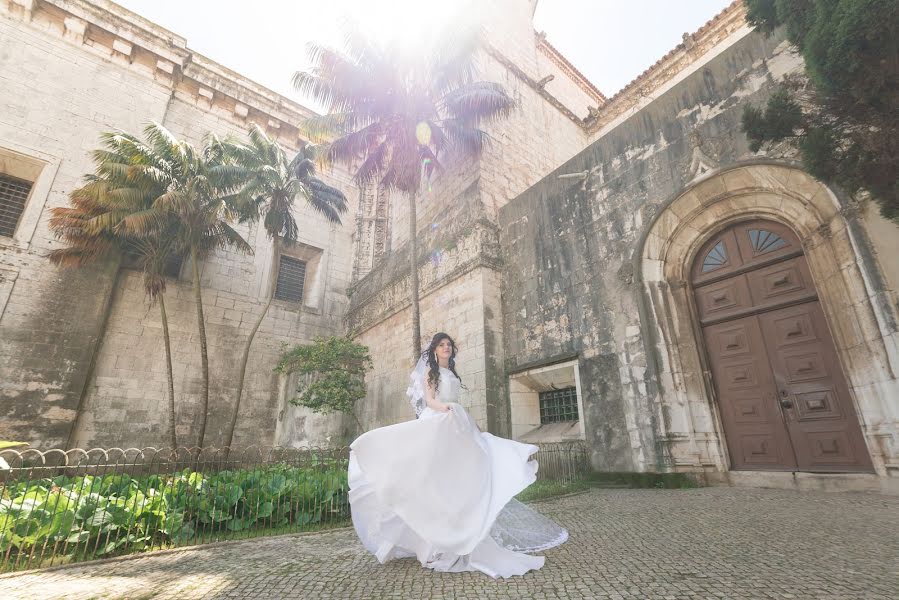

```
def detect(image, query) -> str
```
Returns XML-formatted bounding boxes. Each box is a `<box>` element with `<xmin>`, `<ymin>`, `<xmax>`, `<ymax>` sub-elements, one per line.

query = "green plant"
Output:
<box><xmin>275</xmin><ymin>337</ymin><xmax>372</xmax><ymax>429</ymax></box>
<box><xmin>742</xmin><ymin>0</ymin><xmax>898</xmax><ymax>221</ymax></box>
<box><xmin>0</xmin><ymin>461</ymin><xmax>349</xmax><ymax>570</ymax></box>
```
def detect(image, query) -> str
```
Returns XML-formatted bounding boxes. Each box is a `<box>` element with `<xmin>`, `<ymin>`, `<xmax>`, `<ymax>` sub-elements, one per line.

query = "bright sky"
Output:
<box><xmin>115</xmin><ymin>0</ymin><xmax>733</xmax><ymax>105</ymax></box>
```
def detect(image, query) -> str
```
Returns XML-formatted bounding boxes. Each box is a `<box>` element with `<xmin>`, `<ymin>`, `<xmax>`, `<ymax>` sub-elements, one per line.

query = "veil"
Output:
<box><xmin>406</xmin><ymin>347</ymin><xmax>461</xmax><ymax>417</ymax></box>
<box><xmin>406</xmin><ymin>353</ymin><xmax>429</xmax><ymax>417</ymax></box>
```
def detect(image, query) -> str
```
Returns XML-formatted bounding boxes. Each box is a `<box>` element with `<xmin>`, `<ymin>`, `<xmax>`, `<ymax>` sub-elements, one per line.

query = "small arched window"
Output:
<box><xmin>701</xmin><ymin>240</ymin><xmax>728</xmax><ymax>273</ymax></box>
<box><xmin>747</xmin><ymin>228</ymin><xmax>787</xmax><ymax>255</ymax></box>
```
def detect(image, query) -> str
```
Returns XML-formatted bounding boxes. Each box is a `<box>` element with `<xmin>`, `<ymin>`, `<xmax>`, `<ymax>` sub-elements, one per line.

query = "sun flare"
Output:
<box><xmin>332</xmin><ymin>0</ymin><xmax>470</xmax><ymax>49</ymax></box>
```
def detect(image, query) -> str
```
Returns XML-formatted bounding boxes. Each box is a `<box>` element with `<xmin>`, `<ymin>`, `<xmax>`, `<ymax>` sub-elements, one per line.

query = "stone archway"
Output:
<box><xmin>639</xmin><ymin>161</ymin><xmax>899</xmax><ymax>476</ymax></box>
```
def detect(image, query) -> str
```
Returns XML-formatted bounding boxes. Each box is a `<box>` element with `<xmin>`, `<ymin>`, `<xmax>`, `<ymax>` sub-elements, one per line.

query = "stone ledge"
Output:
<box><xmin>706</xmin><ymin>470</ymin><xmax>899</xmax><ymax>495</ymax></box>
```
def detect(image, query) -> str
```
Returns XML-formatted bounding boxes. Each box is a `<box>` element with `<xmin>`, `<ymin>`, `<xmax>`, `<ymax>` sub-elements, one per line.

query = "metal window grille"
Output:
<box><xmin>539</xmin><ymin>387</ymin><xmax>579</xmax><ymax>424</ymax></box>
<box><xmin>274</xmin><ymin>256</ymin><xmax>306</xmax><ymax>303</ymax></box>
<box><xmin>163</xmin><ymin>253</ymin><xmax>184</xmax><ymax>279</ymax></box>
<box><xmin>120</xmin><ymin>252</ymin><xmax>183</xmax><ymax>278</ymax></box>
<box><xmin>0</xmin><ymin>173</ymin><xmax>33</xmax><ymax>237</ymax></box>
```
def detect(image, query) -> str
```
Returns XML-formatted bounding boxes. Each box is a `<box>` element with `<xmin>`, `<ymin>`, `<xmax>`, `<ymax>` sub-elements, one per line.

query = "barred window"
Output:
<box><xmin>121</xmin><ymin>251</ymin><xmax>183</xmax><ymax>278</ymax></box>
<box><xmin>539</xmin><ymin>387</ymin><xmax>579</xmax><ymax>424</ymax></box>
<box><xmin>274</xmin><ymin>255</ymin><xmax>306</xmax><ymax>303</ymax></box>
<box><xmin>163</xmin><ymin>253</ymin><xmax>183</xmax><ymax>279</ymax></box>
<box><xmin>0</xmin><ymin>173</ymin><xmax>33</xmax><ymax>238</ymax></box>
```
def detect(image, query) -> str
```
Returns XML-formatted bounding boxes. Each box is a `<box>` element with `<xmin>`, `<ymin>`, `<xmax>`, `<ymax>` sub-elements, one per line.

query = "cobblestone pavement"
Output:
<box><xmin>2</xmin><ymin>487</ymin><xmax>896</xmax><ymax>599</ymax></box>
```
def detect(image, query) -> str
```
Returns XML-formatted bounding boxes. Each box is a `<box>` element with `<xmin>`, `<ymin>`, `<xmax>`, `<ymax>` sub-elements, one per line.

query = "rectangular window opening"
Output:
<box><xmin>538</xmin><ymin>387</ymin><xmax>579</xmax><ymax>424</ymax></box>
<box><xmin>163</xmin><ymin>253</ymin><xmax>183</xmax><ymax>279</ymax></box>
<box><xmin>274</xmin><ymin>255</ymin><xmax>307</xmax><ymax>303</ymax></box>
<box><xmin>0</xmin><ymin>173</ymin><xmax>33</xmax><ymax>238</ymax></box>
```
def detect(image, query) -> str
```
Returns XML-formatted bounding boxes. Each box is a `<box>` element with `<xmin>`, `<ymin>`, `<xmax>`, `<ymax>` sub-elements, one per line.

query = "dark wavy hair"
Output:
<box><xmin>421</xmin><ymin>332</ymin><xmax>462</xmax><ymax>396</ymax></box>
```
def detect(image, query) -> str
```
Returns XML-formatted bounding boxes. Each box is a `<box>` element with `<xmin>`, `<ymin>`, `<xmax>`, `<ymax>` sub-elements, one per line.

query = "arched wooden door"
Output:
<box><xmin>692</xmin><ymin>220</ymin><xmax>872</xmax><ymax>472</ymax></box>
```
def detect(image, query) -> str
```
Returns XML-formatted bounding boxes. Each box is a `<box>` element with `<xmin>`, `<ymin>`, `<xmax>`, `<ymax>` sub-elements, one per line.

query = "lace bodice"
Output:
<box><xmin>437</xmin><ymin>367</ymin><xmax>461</xmax><ymax>403</ymax></box>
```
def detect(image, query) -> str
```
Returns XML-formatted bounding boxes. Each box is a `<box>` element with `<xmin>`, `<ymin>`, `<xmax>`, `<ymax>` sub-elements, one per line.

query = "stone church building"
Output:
<box><xmin>2</xmin><ymin>0</ymin><xmax>897</xmax><ymax>491</ymax></box>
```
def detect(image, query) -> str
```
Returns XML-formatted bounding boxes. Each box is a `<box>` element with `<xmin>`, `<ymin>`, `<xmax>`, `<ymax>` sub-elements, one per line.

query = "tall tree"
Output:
<box><xmin>742</xmin><ymin>0</ymin><xmax>898</xmax><ymax>221</ymax></box>
<box><xmin>219</xmin><ymin>124</ymin><xmax>348</xmax><ymax>450</ymax></box>
<box><xmin>48</xmin><ymin>132</ymin><xmax>184</xmax><ymax>449</ymax></box>
<box><xmin>112</xmin><ymin>123</ymin><xmax>253</xmax><ymax>448</ymax></box>
<box><xmin>293</xmin><ymin>23</ymin><xmax>515</xmax><ymax>360</ymax></box>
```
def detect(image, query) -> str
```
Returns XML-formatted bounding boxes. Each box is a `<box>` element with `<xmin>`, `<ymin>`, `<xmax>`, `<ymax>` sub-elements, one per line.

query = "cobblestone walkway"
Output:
<box><xmin>2</xmin><ymin>487</ymin><xmax>896</xmax><ymax>599</ymax></box>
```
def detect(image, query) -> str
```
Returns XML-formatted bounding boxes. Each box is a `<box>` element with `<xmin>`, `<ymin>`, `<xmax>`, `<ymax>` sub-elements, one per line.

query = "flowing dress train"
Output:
<box><xmin>348</xmin><ymin>367</ymin><xmax>568</xmax><ymax>578</ymax></box>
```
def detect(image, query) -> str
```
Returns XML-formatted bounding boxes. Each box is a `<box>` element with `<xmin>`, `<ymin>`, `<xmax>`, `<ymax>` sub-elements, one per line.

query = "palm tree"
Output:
<box><xmin>112</xmin><ymin>123</ymin><xmax>253</xmax><ymax>448</ymax></box>
<box><xmin>293</xmin><ymin>23</ymin><xmax>515</xmax><ymax>360</ymax></box>
<box><xmin>219</xmin><ymin>124</ymin><xmax>348</xmax><ymax>451</ymax></box>
<box><xmin>48</xmin><ymin>133</ymin><xmax>183</xmax><ymax>450</ymax></box>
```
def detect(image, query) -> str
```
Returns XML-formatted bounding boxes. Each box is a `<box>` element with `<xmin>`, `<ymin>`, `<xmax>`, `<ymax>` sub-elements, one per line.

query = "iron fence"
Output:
<box><xmin>0</xmin><ymin>446</ymin><xmax>350</xmax><ymax>573</ymax></box>
<box><xmin>532</xmin><ymin>441</ymin><xmax>590</xmax><ymax>483</ymax></box>
<box><xmin>0</xmin><ymin>441</ymin><xmax>589</xmax><ymax>572</ymax></box>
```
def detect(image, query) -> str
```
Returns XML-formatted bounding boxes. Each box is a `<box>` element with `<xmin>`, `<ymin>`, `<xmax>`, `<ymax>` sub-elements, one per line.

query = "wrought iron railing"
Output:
<box><xmin>0</xmin><ymin>446</ymin><xmax>350</xmax><ymax>573</ymax></box>
<box><xmin>0</xmin><ymin>441</ymin><xmax>589</xmax><ymax>572</ymax></box>
<box><xmin>532</xmin><ymin>441</ymin><xmax>590</xmax><ymax>483</ymax></box>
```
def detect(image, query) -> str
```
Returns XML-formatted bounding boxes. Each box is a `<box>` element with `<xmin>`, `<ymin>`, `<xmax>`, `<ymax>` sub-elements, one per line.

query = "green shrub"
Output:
<box><xmin>0</xmin><ymin>459</ymin><xmax>349</xmax><ymax>568</ymax></box>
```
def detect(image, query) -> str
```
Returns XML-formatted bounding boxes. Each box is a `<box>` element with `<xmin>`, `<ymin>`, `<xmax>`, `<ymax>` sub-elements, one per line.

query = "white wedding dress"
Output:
<box><xmin>348</xmin><ymin>366</ymin><xmax>568</xmax><ymax>578</ymax></box>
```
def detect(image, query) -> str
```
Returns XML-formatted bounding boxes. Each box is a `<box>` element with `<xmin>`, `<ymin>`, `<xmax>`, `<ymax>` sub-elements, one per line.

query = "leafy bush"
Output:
<box><xmin>0</xmin><ymin>458</ymin><xmax>349</xmax><ymax>568</ymax></box>
<box><xmin>275</xmin><ymin>336</ymin><xmax>372</xmax><ymax>426</ymax></box>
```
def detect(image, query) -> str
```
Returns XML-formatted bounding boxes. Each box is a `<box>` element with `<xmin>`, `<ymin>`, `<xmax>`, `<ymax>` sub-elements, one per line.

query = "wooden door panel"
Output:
<box><xmin>759</xmin><ymin>303</ymin><xmax>873</xmax><ymax>472</ymax></box>
<box><xmin>793</xmin><ymin>388</ymin><xmax>843</xmax><ymax>421</ymax></box>
<box><xmin>746</xmin><ymin>257</ymin><xmax>816</xmax><ymax>310</ymax></box>
<box><xmin>703</xmin><ymin>317</ymin><xmax>797</xmax><ymax>470</ymax></box>
<box><xmin>738</xmin><ymin>433</ymin><xmax>789</xmax><ymax>466</ymax></box>
<box><xmin>695</xmin><ymin>275</ymin><xmax>753</xmax><ymax>324</ymax></box>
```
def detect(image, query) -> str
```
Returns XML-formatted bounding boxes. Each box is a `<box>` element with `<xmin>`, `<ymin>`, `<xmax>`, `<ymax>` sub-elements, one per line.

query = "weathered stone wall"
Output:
<box><xmin>0</xmin><ymin>0</ymin><xmax>357</xmax><ymax>449</ymax></box>
<box><xmin>499</xmin><ymin>23</ymin><xmax>899</xmax><ymax>476</ymax></box>
<box><xmin>0</xmin><ymin>3</ymin><xmax>172</xmax><ymax>448</ymax></box>
<box><xmin>347</xmin><ymin>0</ymin><xmax>597</xmax><ymax>435</ymax></box>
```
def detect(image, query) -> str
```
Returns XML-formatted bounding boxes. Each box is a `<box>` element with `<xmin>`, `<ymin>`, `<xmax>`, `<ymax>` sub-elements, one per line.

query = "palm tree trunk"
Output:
<box><xmin>159</xmin><ymin>294</ymin><xmax>177</xmax><ymax>450</ymax></box>
<box><xmin>224</xmin><ymin>237</ymin><xmax>280</xmax><ymax>451</ymax></box>
<box><xmin>190</xmin><ymin>245</ymin><xmax>211</xmax><ymax>449</ymax></box>
<box><xmin>409</xmin><ymin>191</ymin><xmax>421</xmax><ymax>361</ymax></box>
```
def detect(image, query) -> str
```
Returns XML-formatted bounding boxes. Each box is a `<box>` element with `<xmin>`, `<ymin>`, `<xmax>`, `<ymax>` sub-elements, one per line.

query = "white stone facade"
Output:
<box><xmin>2</xmin><ymin>0</ymin><xmax>897</xmax><ymax>492</ymax></box>
<box><xmin>0</xmin><ymin>0</ymin><xmax>357</xmax><ymax>449</ymax></box>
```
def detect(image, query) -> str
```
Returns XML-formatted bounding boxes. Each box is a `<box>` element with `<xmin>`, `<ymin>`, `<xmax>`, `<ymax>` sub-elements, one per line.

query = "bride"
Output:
<box><xmin>348</xmin><ymin>332</ymin><xmax>569</xmax><ymax>578</ymax></box>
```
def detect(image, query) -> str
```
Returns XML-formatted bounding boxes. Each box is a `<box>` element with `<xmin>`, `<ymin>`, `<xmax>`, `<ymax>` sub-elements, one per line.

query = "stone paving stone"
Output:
<box><xmin>0</xmin><ymin>488</ymin><xmax>896</xmax><ymax>599</ymax></box>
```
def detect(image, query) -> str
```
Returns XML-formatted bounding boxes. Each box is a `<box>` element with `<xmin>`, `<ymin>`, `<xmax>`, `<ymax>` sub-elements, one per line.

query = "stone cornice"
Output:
<box><xmin>535</xmin><ymin>32</ymin><xmax>606</xmax><ymax>105</ymax></box>
<box><xmin>485</xmin><ymin>44</ymin><xmax>584</xmax><ymax>127</ymax></box>
<box><xmin>3</xmin><ymin>0</ymin><xmax>318</xmax><ymax>148</ymax></box>
<box><xmin>584</xmin><ymin>1</ymin><xmax>748</xmax><ymax>133</ymax></box>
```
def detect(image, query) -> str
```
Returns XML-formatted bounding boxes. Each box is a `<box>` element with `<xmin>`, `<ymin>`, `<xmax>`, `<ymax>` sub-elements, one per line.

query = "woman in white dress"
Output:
<box><xmin>348</xmin><ymin>332</ymin><xmax>569</xmax><ymax>578</ymax></box>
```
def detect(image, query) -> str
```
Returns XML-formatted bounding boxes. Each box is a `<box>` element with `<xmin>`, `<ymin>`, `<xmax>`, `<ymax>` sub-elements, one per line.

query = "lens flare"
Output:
<box><xmin>416</xmin><ymin>122</ymin><xmax>432</xmax><ymax>145</ymax></box>
<box><xmin>430</xmin><ymin>249</ymin><xmax>444</xmax><ymax>267</ymax></box>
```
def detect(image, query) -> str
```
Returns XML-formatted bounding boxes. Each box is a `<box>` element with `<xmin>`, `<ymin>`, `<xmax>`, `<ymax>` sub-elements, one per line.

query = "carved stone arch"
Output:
<box><xmin>638</xmin><ymin>161</ymin><xmax>899</xmax><ymax>477</ymax></box>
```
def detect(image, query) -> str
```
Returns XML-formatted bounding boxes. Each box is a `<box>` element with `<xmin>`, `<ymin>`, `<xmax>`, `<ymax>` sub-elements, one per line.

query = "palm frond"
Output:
<box><xmin>306</xmin><ymin>177</ymin><xmax>349</xmax><ymax>223</ymax></box>
<box><xmin>440</xmin><ymin>81</ymin><xmax>516</xmax><ymax>123</ymax></box>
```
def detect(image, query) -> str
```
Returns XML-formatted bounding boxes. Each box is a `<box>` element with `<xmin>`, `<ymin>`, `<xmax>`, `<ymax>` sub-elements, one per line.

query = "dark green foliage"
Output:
<box><xmin>742</xmin><ymin>0</ymin><xmax>898</xmax><ymax>221</ymax></box>
<box><xmin>0</xmin><ymin>460</ymin><xmax>349</xmax><ymax>569</ymax></box>
<box><xmin>742</xmin><ymin>90</ymin><xmax>805</xmax><ymax>151</ymax></box>
<box><xmin>275</xmin><ymin>337</ymin><xmax>373</xmax><ymax>420</ymax></box>
<box><xmin>586</xmin><ymin>471</ymin><xmax>700</xmax><ymax>489</ymax></box>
